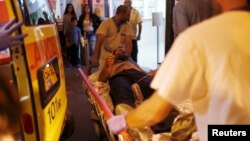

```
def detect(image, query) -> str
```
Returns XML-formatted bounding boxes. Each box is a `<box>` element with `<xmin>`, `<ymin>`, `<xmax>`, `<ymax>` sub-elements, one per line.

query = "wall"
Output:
<box><xmin>137</xmin><ymin>19</ymin><xmax>165</xmax><ymax>70</ymax></box>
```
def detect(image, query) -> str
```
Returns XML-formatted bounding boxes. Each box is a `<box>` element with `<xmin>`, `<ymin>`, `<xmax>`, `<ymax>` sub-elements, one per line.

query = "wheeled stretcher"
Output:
<box><xmin>78</xmin><ymin>68</ymin><xmax>197</xmax><ymax>141</ymax></box>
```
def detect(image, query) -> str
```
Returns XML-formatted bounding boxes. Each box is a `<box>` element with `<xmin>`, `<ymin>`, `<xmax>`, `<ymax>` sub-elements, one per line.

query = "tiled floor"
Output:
<box><xmin>63</xmin><ymin>59</ymin><xmax>98</xmax><ymax>141</ymax></box>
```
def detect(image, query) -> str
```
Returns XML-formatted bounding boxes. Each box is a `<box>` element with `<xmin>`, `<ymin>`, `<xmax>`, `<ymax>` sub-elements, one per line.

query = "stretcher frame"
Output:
<box><xmin>78</xmin><ymin>68</ymin><xmax>132</xmax><ymax>141</ymax></box>
<box><xmin>78</xmin><ymin>67</ymin><xmax>174</xmax><ymax>141</ymax></box>
<box><xmin>78</xmin><ymin>63</ymin><xmax>196</xmax><ymax>141</ymax></box>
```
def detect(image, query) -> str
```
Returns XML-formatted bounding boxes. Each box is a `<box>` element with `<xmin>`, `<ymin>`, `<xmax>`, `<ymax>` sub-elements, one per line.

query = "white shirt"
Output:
<box><xmin>151</xmin><ymin>11</ymin><xmax>250</xmax><ymax>141</ymax></box>
<box><xmin>129</xmin><ymin>7</ymin><xmax>142</xmax><ymax>39</ymax></box>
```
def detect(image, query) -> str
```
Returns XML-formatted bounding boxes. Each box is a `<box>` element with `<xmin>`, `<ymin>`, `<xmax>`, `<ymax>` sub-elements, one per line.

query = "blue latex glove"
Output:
<box><xmin>0</xmin><ymin>19</ymin><xmax>27</xmax><ymax>51</ymax></box>
<box><xmin>107</xmin><ymin>114</ymin><xmax>127</xmax><ymax>134</ymax></box>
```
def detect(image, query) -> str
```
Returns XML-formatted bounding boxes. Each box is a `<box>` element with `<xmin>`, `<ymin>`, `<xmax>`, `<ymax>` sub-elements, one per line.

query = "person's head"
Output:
<box><xmin>64</xmin><ymin>3</ymin><xmax>76</xmax><ymax>16</ymax></box>
<box><xmin>83</xmin><ymin>4</ymin><xmax>93</xmax><ymax>15</ymax></box>
<box><xmin>37</xmin><ymin>17</ymin><xmax>45</xmax><ymax>24</ymax></box>
<box><xmin>113</xmin><ymin>46</ymin><xmax>129</xmax><ymax>61</ymax></box>
<box><xmin>116</xmin><ymin>5</ymin><xmax>130</xmax><ymax>24</ymax></box>
<box><xmin>0</xmin><ymin>74</ymin><xmax>21</xmax><ymax>139</ymax></box>
<box><xmin>42</xmin><ymin>11</ymin><xmax>50</xmax><ymax>22</ymax></box>
<box><xmin>70</xmin><ymin>16</ymin><xmax>77</xmax><ymax>27</ymax></box>
<box><xmin>43</xmin><ymin>11</ymin><xmax>48</xmax><ymax>18</ymax></box>
<box><xmin>124</xmin><ymin>0</ymin><xmax>132</xmax><ymax>8</ymax></box>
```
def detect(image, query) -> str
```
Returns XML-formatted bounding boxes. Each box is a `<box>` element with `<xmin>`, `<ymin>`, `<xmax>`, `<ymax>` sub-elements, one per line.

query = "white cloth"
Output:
<box><xmin>151</xmin><ymin>11</ymin><xmax>250</xmax><ymax>141</ymax></box>
<box><xmin>129</xmin><ymin>7</ymin><xmax>142</xmax><ymax>39</ymax></box>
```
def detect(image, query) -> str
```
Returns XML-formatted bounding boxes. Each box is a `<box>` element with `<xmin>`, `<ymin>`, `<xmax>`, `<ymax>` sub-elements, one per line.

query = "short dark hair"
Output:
<box><xmin>116</xmin><ymin>5</ymin><xmax>129</xmax><ymax>15</ymax></box>
<box><xmin>71</xmin><ymin>16</ymin><xmax>77</xmax><ymax>22</ymax></box>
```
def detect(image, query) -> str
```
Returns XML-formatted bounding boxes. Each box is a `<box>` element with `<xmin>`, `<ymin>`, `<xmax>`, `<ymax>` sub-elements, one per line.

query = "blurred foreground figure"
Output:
<box><xmin>107</xmin><ymin>0</ymin><xmax>250</xmax><ymax>141</ymax></box>
<box><xmin>173</xmin><ymin>0</ymin><xmax>212</xmax><ymax>37</ymax></box>
<box><xmin>0</xmin><ymin>74</ymin><xmax>21</xmax><ymax>141</ymax></box>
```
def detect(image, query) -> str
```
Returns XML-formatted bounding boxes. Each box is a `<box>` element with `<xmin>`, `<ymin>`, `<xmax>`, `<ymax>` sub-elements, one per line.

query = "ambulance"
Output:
<box><xmin>0</xmin><ymin>0</ymin><xmax>74</xmax><ymax>140</ymax></box>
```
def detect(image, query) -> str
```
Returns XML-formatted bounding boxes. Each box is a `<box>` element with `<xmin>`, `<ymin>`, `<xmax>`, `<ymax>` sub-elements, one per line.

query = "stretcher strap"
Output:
<box><xmin>78</xmin><ymin>68</ymin><xmax>132</xmax><ymax>141</ymax></box>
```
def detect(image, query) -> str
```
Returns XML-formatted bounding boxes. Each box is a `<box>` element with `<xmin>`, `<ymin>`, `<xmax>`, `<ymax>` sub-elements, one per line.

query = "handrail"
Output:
<box><xmin>78</xmin><ymin>68</ymin><xmax>132</xmax><ymax>141</ymax></box>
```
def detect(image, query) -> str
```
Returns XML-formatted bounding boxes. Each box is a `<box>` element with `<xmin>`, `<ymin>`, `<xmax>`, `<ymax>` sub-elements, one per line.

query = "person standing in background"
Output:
<box><xmin>0</xmin><ymin>74</ymin><xmax>21</xmax><ymax>141</ymax></box>
<box><xmin>63</xmin><ymin>3</ymin><xmax>77</xmax><ymax>35</ymax></box>
<box><xmin>124</xmin><ymin>0</ymin><xmax>142</xmax><ymax>63</ymax></box>
<box><xmin>107</xmin><ymin>1</ymin><xmax>250</xmax><ymax>141</ymax></box>
<box><xmin>77</xmin><ymin>4</ymin><xmax>101</xmax><ymax>56</ymax></box>
<box><xmin>63</xmin><ymin>3</ymin><xmax>77</xmax><ymax>59</ymax></box>
<box><xmin>90</xmin><ymin>5</ymin><xmax>133</xmax><ymax>74</ymax></box>
<box><xmin>66</xmin><ymin>16</ymin><xmax>83</xmax><ymax>68</ymax></box>
<box><xmin>37</xmin><ymin>11</ymin><xmax>51</xmax><ymax>25</ymax></box>
<box><xmin>173</xmin><ymin>0</ymin><xmax>212</xmax><ymax>37</ymax></box>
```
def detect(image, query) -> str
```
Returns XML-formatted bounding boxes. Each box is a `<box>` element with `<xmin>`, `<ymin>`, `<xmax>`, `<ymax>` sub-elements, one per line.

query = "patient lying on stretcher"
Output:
<box><xmin>98</xmin><ymin>46</ymin><xmax>179</xmax><ymax>134</ymax></box>
<box><xmin>99</xmin><ymin>46</ymin><xmax>154</xmax><ymax>108</ymax></box>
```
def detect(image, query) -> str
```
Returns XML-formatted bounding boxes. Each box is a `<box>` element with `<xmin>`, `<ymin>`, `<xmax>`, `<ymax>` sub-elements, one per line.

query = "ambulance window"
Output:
<box><xmin>0</xmin><ymin>49</ymin><xmax>11</xmax><ymax>65</ymax></box>
<box><xmin>37</xmin><ymin>57</ymin><xmax>60</xmax><ymax>108</ymax></box>
<box><xmin>18</xmin><ymin>0</ymin><xmax>54</xmax><ymax>25</ymax></box>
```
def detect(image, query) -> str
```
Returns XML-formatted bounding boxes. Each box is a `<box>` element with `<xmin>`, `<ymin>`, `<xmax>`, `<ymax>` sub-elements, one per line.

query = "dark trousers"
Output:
<box><xmin>109</xmin><ymin>69</ymin><xmax>179</xmax><ymax>134</ymax></box>
<box><xmin>109</xmin><ymin>69</ymin><xmax>154</xmax><ymax>108</ymax></box>
<box><xmin>70</xmin><ymin>44</ymin><xmax>80</xmax><ymax>66</ymax></box>
<box><xmin>131</xmin><ymin>40</ymin><xmax>138</xmax><ymax>62</ymax></box>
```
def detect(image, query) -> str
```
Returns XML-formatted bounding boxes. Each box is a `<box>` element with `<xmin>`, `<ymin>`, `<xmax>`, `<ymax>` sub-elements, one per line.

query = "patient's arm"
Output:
<box><xmin>99</xmin><ymin>64</ymin><xmax>110</xmax><ymax>82</ymax></box>
<box><xmin>98</xmin><ymin>55</ymin><xmax>115</xmax><ymax>82</ymax></box>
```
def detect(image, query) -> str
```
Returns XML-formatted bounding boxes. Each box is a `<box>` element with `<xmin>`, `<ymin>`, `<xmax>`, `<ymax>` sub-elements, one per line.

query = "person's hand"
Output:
<box><xmin>136</xmin><ymin>35</ymin><xmax>141</xmax><ymax>40</ymax></box>
<box><xmin>105</xmin><ymin>55</ymin><xmax>115</xmax><ymax>66</ymax></box>
<box><xmin>107</xmin><ymin>114</ymin><xmax>127</xmax><ymax>135</ymax></box>
<box><xmin>0</xmin><ymin>19</ymin><xmax>28</xmax><ymax>51</ymax></box>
